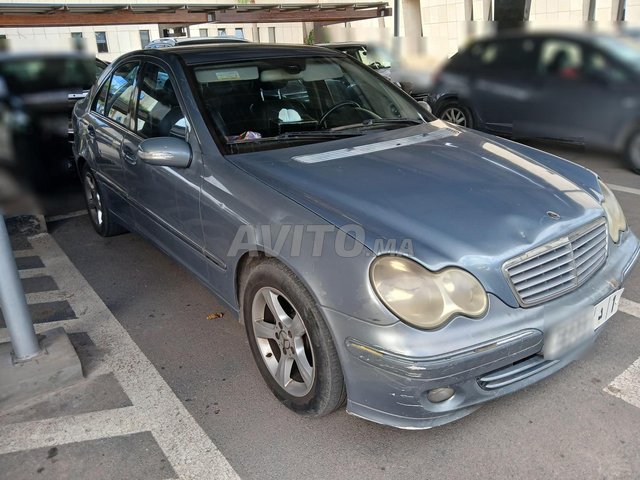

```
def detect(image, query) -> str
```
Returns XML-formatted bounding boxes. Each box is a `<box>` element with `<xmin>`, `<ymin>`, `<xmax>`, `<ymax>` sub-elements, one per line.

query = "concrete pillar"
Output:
<box><xmin>0</xmin><ymin>215</ymin><xmax>40</xmax><ymax>360</ymax></box>
<box><xmin>402</xmin><ymin>0</ymin><xmax>423</xmax><ymax>38</ymax></box>
<box><xmin>483</xmin><ymin>0</ymin><xmax>493</xmax><ymax>20</ymax></box>
<box><xmin>584</xmin><ymin>0</ymin><xmax>596</xmax><ymax>21</ymax></box>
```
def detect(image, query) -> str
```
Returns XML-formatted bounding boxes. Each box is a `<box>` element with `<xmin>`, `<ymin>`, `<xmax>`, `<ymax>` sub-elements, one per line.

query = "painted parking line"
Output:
<box><xmin>619</xmin><ymin>298</ymin><xmax>640</xmax><ymax>318</ymax></box>
<box><xmin>45</xmin><ymin>210</ymin><xmax>88</xmax><ymax>223</ymax></box>
<box><xmin>606</xmin><ymin>298</ymin><xmax>640</xmax><ymax>409</ymax></box>
<box><xmin>610</xmin><ymin>184</ymin><xmax>640</xmax><ymax>197</ymax></box>
<box><xmin>0</xmin><ymin>233</ymin><xmax>239</xmax><ymax>480</ymax></box>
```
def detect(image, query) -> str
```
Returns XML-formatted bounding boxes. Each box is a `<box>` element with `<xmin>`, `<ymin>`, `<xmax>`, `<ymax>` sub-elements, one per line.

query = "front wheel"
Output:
<box><xmin>242</xmin><ymin>259</ymin><xmax>346</xmax><ymax>416</ymax></box>
<box><xmin>624</xmin><ymin>130</ymin><xmax>640</xmax><ymax>174</ymax></box>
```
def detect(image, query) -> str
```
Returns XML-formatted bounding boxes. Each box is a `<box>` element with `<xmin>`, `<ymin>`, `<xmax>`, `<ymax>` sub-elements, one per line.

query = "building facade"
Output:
<box><xmin>0</xmin><ymin>0</ymin><xmax>638</xmax><ymax>62</ymax></box>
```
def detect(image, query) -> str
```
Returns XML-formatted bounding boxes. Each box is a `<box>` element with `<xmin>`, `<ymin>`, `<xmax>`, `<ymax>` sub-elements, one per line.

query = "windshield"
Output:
<box><xmin>0</xmin><ymin>56</ymin><xmax>96</xmax><ymax>95</ymax></box>
<box><xmin>192</xmin><ymin>56</ymin><xmax>428</xmax><ymax>153</ymax></box>
<box><xmin>595</xmin><ymin>36</ymin><xmax>640</xmax><ymax>72</ymax></box>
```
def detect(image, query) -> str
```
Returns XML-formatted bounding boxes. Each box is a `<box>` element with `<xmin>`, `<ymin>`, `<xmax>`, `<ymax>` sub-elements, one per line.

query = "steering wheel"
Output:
<box><xmin>319</xmin><ymin>101</ymin><xmax>361</xmax><ymax>126</ymax></box>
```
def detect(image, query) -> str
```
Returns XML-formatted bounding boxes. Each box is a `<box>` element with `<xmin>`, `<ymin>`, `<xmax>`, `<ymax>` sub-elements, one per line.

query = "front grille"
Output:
<box><xmin>504</xmin><ymin>218</ymin><xmax>608</xmax><ymax>306</ymax></box>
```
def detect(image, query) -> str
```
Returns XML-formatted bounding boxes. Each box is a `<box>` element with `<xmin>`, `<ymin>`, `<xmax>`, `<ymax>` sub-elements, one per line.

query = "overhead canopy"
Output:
<box><xmin>0</xmin><ymin>2</ymin><xmax>392</xmax><ymax>26</ymax></box>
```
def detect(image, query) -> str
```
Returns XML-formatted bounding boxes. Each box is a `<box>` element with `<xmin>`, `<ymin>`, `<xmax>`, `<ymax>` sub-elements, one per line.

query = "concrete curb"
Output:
<box><xmin>0</xmin><ymin>327</ymin><xmax>83</xmax><ymax>414</ymax></box>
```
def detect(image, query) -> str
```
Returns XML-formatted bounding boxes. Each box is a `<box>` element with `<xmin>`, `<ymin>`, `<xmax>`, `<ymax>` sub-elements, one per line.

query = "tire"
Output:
<box><xmin>437</xmin><ymin>101</ymin><xmax>474</xmax><ymax>128</ymax></box>
<box><xmin>81</xmin><ymin>165</ymin><xmax>127</xmax><ymax>237</ymax></box>
<box><xmin>241</xmin><ymin>258</ymin><xmax>346</xmax><ymax>416</ymax></box>
<box><xmin>624</xmin><ymin>130</ymin><xmax>640</xmax><ymax>174</ymax></box>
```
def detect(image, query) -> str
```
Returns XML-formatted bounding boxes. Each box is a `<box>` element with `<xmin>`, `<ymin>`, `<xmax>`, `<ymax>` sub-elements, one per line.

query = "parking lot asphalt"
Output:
<box><xmin>15</xmin><ymin>144</ymin><xmax>640</xmax><ymax>479</ymax></box>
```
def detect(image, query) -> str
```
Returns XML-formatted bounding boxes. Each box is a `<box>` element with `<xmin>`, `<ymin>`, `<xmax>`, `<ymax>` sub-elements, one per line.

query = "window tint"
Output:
<box><xmin>135</xmin><ymin>63</ymin><xmax>186</xmax><ymax>139</ymax></box>
<box><xmin>539</xmin><ymin>39</ymin><xmax>583</xmax><ymax>79</ymax></box>
<box><xmin>105</xmin><ymin>62</ymin><xmax>139</xmax><ymax>127</ymax></box>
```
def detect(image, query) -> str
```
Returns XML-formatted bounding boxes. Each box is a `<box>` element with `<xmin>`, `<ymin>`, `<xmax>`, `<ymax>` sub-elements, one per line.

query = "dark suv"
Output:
<box><xmin>427</xmin><ymin>31</ymin><xmax>640</xmax><ymax>173</ymax></box>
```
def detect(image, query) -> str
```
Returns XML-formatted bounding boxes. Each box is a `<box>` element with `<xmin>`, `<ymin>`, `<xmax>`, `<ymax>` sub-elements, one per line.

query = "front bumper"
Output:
<box><xmin>322</xmin><ymin>230</ymin><xmax>640</xmax><ymax>429</ymax></box>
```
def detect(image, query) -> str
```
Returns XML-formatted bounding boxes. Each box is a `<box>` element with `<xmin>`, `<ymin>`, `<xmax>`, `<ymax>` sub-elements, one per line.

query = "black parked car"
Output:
<box><xmin>0</xmin><ymin>52</ymin><xmax>102</xmax><ymax>187</ymax></box>
<box><xmin>427</xmin><ymin>31</ymin><xmax>640</xmax><ymax>173</ymax></box>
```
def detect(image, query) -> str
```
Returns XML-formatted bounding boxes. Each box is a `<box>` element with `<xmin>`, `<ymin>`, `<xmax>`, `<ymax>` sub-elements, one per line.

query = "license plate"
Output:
<box><xmin>593</xmin><ymin>289</ymin><xmax>623</xmax><ymax>330</ymax></box>
<box><xmin>543</xmin><ymin>289</ymin><xmax>623</xmax><ymax>360</ymax></box>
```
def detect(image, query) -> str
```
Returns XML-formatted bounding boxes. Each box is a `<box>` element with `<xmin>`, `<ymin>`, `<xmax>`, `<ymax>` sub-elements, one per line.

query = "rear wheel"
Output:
<box><xmin>242</xmin><ymin>259</ymin><xmax>346</xmax><ymax>416</ymax></box>
<box><xmin>82</xmin><ymin>165</ymin><xmax>126</xmax><ymax>237</ymax></box>
<box><xmin>438</xmin><ymin>101</ymin><xmax>474</xmax><ymax>128</ymax></box>
<box><xmin>624</xmin><ymin>130</ymin><xmax>640</xmax><ymax>174</ymax></box>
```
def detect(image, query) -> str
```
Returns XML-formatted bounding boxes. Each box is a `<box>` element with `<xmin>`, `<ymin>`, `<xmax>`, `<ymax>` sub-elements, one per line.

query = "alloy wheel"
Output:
<box><xmin>83</xmin><ymin>171</ymin><xmax>103</xmax><ymax>227</ymax></box>
<box><xmin>251</xmin><ymin>287</ymin><xmax>315</xmax><ymax>397</ymax></box>
<box><xmin>441</xmin><ymin>106</ymin><xmax>469</xmax><ymax>127</ymax></box>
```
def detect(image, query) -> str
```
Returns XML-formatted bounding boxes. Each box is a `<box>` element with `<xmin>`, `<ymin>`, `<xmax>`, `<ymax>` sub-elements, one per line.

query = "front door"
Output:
<box><xmin>122</xmin><ymin>60</ymin><xmax>208</xmax><ymax>282</ymax></box>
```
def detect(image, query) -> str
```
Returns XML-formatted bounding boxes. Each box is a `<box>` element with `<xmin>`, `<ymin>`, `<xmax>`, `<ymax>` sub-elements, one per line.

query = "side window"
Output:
<box><xmin>93</xmin><ymin>78</ymin><xmax>110</xmax><ymax>115</ymax></box>
<box><xmin>105</xmin><ymin>62</ymin><xmax>139</xmax><ymax>127</ymax></box>
<box><xmin>585</xmin><ymin>52</ymin><xmax>629</xmax><ymax>84</ymax></box>
<box><xmin>135</xmin><ymin>63</ymin><xmax>186</xmax><ymax>139</ymax></box>
<box><xmin>539</xmin><ymin>40</ymin><xmax>583</xmax><ymax>80</ymax></box>
<box><xmin>479</xmin><ymin>39</ymin><xmax>537</xmax><ymax>73</ymax></box>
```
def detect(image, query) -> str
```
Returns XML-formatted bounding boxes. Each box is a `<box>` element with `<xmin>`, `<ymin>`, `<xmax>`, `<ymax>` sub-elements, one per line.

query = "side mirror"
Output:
<box><xmin>138</xmin><ymin>137</ymin><xmax>192</xmax><ymax>168</ymax></box>
<box><xmin>418</xmin><ymin>100</ymin><xmax>433</xmax><ymax>114</ymax></box>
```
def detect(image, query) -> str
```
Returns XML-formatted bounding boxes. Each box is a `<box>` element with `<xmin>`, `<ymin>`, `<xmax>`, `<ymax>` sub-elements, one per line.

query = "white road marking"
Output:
<box><xmin>45</xmin><ymin>210</ymin><xmax>88</xmax><ymax>222</ymax></box>
<box><xmin>606</xmin><ymin>298</ymin><xmax>640</xmax><ymax>409</ymax></box>
<box><xmin>620</xmin><ymin>298</ymin><xmax>640</xmax><ymax>318</ymax></box>
<box><xmin>610</xmin><ymin>184</ymin><xmax>640</xmax><ymax>197</ymax></box>
<box><xmin>606</xmin><ymin>358</ymin><xmax>640</xmax><ymax>409</ymax></box>
<box><xmin>0</xmin><ymin>233</ymin><xmax>239</xmax><ymax>480</ymax></box>
<box><xmin>12</xmin><ymin>249</ymin><xmax>36</xmax><ymax>258</ymax></box>
<box><xmin>18</xmin><ymin>268</ymin><xmax>48</xmax><ymax>279</ymax></box>
<box><xmin>25</xmin><ymin>290</ymin><xmax>70</xmax><ymax>305</ymax></box>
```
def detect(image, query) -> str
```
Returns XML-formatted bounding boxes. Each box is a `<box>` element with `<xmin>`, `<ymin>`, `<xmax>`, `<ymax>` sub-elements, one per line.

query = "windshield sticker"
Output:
<box><xmin>291</xmin><ymin>128</ymin><xmax>459</xmax><ymax>164</ymax></box>
<box><xmin>215</xmin><ymin>70</ymin><xmax>241</xmax><ymax>81</ymax></box>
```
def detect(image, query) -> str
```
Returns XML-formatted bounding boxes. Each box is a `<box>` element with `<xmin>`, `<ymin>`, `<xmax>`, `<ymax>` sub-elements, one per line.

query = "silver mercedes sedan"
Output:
<box><xmin>72</xmin><ymin>43</ymin><xmax>639</xmax><ymax>429</ymax></box>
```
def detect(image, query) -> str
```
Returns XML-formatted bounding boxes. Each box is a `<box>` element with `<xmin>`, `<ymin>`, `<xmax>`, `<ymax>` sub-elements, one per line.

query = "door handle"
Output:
<box><xmin>87</xmin><ymin>125</ymin><xmax>95</xmax><ymax>137</ymax></box>
<box><xmin>121</xmin><ymin>145</ymin><xmax>137</xmax><ymax>165</ymax></box>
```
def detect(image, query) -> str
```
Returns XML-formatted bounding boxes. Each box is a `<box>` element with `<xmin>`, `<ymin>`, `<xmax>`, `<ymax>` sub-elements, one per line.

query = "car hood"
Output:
<box><xmin>228</xmin><ymin>122</ymin><xmax>604</xmax><ymax>305</ymax></box>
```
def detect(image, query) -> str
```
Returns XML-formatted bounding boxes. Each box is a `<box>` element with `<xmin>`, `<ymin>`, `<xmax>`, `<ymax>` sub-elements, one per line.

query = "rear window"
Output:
<box><xmin>0</xmin><ymin>56</ymin><xmax>96</xmax><ymax>94</ymax></box>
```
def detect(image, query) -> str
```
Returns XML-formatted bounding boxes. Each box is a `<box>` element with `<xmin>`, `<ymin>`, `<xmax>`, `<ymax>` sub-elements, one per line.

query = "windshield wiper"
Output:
<box><xmin>331</xmin><ymin>118</ymin><xmax>424</xmax><ymax>132</ymax></box>
<box><xmin>226</xmin><ymin>130</ymin><xmax>363</xmax><ymax>145</ymax></box>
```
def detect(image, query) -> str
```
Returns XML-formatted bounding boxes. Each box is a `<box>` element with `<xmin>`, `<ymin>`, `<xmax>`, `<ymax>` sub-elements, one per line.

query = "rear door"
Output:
<box><xmin>529</xmin><ymin>37</ymin><xmax>635</xmax><ymax>147</ymax></box>
<box><xmin>86</xmin><ymin>61</ymin><xmax>140</xmax><ymax>225</ymax></box>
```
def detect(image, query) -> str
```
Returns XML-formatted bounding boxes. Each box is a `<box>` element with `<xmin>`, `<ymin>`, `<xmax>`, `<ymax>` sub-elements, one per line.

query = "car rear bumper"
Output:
<box><xmin>322</xmin><ymin>230</ymin><xmax>640</xmax><ymax>429</ymax></box>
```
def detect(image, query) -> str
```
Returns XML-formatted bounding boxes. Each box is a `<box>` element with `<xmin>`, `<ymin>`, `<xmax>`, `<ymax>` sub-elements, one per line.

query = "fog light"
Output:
<box><xmin>427</xmin><ymin>387</ymin><xmax>455</xmax><ymax>403</ymax></box>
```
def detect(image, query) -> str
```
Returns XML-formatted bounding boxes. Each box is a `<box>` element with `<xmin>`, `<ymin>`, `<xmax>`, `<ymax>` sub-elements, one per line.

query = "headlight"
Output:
<box><xmin>599</xmin><ymin>180</ymin><xmax>627</xmax><ymax>243</ymax></box>
<box><xmin>370</xmin><ymin>256</ymin><xmax>488</xmax><ymax>330</ymax></box>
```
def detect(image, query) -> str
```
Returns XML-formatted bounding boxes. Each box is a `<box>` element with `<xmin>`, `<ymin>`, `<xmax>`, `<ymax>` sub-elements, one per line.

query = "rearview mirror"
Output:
<box><xmin>138</xmin><ymin>137</ymin><xmax>192</xmax><ymax>168</ymax></box>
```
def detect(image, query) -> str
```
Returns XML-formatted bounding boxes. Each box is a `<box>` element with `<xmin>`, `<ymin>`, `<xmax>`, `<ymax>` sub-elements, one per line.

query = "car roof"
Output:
<box><xmin>469</xmin><ymin>29</ymin><xmax>615</xmax><ymax>45</ymax></box>
<box><xmin>130</xmin><ymin>43</ymin><xmax>341</xmax><ymax>66</ymax></box>
<box><xmin>316</xmin><ymin>42</ymin><xmax>367</xmax><ymax>49</ymax></box>
<box><xmin>176</xmin><ymin>36</ymin><xmax>249</xmax><ymax>44</ymax></box>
